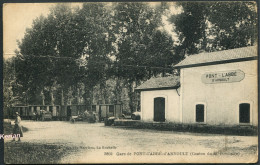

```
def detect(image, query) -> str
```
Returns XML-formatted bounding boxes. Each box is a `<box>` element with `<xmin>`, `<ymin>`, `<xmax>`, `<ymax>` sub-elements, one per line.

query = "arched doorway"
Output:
<box><xmin>239</xmin><ymin>103</ymin><xmax>250</xmax><ymax>123</ymax></box>
<box><xmin>154</xmin><ymin>97</ymin><xmax>165</xmax><ymax>122</ymax></box>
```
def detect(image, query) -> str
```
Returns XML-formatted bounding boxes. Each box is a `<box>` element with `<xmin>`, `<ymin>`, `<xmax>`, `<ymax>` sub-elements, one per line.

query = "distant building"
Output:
<box><xmin>136</xmin><ymin>46</ymin><xmax>258</xmax><ymax>126</ymax></box>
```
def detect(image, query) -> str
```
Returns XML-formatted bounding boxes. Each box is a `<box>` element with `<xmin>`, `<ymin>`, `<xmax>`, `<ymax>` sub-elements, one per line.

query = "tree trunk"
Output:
<box><xmin>77</xmin><ymin>88</ymin><xmax>80</xmax><ymax>104</ymax></box>
<box><xmin>41</xmin><ymin>90</ymin><xmax>45</xmax><ymax>105</ymax></box>
<box><xmin>148</xmin><ymin>69</ymin><xmax>152</xmax><ymax>79</ymax></box>
<box><xmin>100</xmin><ymin>80</ymin><xmax>106</xmax><ymax>104</ymax></box>
<box><xmin>50</xmin><ymin>87</ymin><xmax>54</xmax><ymax>105</ymax></box>
<box><xmin>90</xmin><ymin>87</ymin><xmax>93</xmax><ymax>105</ymax></box>
<box><xmin>127</xmin><ymin>80</ymin><xmax>136</xmax><ymax>113</ymax></box>
<box><xmin>67</xmin><ymin>86</ymin><xmax>72</xmax><ymax>105</ymax></box>
<box><xmin>115</xmin><ymin>77</ymin><xmax>122</xmax><ymax>104</ymax></box>
<box><xmin>84</xmin><ymin>85</ymin><xmax>93</xmax><ymax>107</ymax></box>
<box><xmin>61</xmin><ymin>89</ymin><xmax>64</xmax><ymax>106</ymax></box>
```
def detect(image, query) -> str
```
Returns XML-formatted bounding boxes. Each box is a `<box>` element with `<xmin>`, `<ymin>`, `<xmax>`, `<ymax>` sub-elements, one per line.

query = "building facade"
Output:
<box><xmin>136</xmin><ymin>76</ymin><xmax>180</xmax><ymax>123</ymax></box>
<box><xmin>136</xmin><ymin>46</ymin><xmax>258</xmax><ymax>126</ymax></box>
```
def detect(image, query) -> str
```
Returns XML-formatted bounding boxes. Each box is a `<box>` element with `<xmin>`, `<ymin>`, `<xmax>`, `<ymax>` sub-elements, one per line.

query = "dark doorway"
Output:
<box><xmin>20</xmin><ymin>107</ymin><xmax>23</xmax><ymax>116</ymax></box>
<box><xmin>67</xmin><ymin>106</ymin><xmax>71</xmax><ymax>117</ymax></box>
<box><xmin>92</xmin><ymin>105</ymin><xmax>96</xmax><ymax>112</ymax></box>
<box><xmin>154</xmin><ymin>97</ymin><xmax>165</xmax><ymax>122</ymax></box>
<box><xmin>49</xmin><ymin>106</ymin><xmax>53</xmax><ymax>113</ymax></box>
<box><xmin>239</xmin><ymin>103</ymin><xmax>250</xmax><ymax>123</ymax></box>
<box><xmin>34</xmin><ymin>106</ymin><xmax>37</xmax><ymax>113</ymax></box>
<box><xmin>196</xmin><ymin>104</ymin><xmax>205</xmax><ymax>122</ymax></box>
<box><xmin>109</xmin><ymin>105</ymin><xmax>114</xmax><ymax>113</ymax></box>
<box><xmin>56</xmin><ymin>106</ymin><xmax>60</xmax><ymax>114</ymax></box>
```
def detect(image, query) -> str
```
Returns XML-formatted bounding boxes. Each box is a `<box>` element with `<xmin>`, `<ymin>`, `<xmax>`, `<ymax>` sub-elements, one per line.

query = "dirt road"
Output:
<box><xmin>5</xmin><ymin>121</ymin><xmax>258</xmax><ymax>163</ymax></box>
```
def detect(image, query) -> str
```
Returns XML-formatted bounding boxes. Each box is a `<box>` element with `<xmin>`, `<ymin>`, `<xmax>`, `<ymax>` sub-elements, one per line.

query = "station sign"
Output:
<box><xmin>201</xmin><ymin>70</ymin><xmax>245</xmax><ymax>84</ymax></box>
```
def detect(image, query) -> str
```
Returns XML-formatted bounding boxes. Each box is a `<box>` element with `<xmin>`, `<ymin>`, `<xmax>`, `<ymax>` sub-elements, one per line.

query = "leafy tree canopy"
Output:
<box><xmin>169</xmin><ymin>1</ymin><xmax>257</xmax><ymax>55</ymax></box>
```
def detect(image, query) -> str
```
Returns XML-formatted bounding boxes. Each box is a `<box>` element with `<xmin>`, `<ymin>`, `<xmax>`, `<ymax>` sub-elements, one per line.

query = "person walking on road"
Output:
<box><xmin>12</xmin><ymin>112</ymin><xmax>23</xmax><ymax>142</ymax></box>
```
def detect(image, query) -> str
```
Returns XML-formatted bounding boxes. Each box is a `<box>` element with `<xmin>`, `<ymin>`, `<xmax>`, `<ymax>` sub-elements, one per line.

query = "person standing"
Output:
<box><xmin>12</xmin><ymin>112</ymin><xmax>23</xmax><ymax>141</ymax></box>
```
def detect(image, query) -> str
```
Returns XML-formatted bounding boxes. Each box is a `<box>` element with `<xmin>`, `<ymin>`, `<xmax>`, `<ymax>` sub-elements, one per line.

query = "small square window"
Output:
<box><xmin>196</xmin><ymin>104</ymin><xmax>204</xmax><ymax>122</ymax></box>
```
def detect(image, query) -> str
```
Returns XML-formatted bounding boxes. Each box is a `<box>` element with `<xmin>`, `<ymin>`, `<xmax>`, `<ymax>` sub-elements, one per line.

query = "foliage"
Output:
<box><xmin>169</xmin><ymin>1</ymin><xmax>257</xmax><ymax>55</ymax></box>
<box><xmin>3</xmin><ymin>58</ymin><xmax>17</xmax><ymax>117</ymax></box>
<box><xmin>208</xmin><ymin>2</ymin><xmax>257</xmax><ymax>50</ymax></box>
<box><xmin>16</xmin><ymin>4</ymin><xmax>82</xmax><ymax>104</ymax></box>
<box><xmin>4</xmin><ymin>2</ymin><xmax>257</xmax><ymax>113</ymax></box>
<box><xmin>169</xmin><ymin>2</ymin><xmax>208</xmax><ymax>55</ymax></box>
<box><xmin>113</xmin><ymin>2</ymin><xmax>176</xmax><ymax>81</ymax></box>
<box><xmin>111</xmin><ymin>2</ymin><xmax>181</xmax><ymax>112</ymax></box>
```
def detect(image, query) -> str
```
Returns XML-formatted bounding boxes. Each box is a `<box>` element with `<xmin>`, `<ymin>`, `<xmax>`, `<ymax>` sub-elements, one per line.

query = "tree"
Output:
<box><xmin>17</xmin><ymin>4</ymin><xmax>85</xmax><ymax>105</ymax></box>
<box><xmin>14</xmin><ymin>2</ymin><xmax>184</xmax><ymax>112</ymax></box>
<box><xmin>169</xmin><ymin>1</ymin><xmax>257</xmax><ymax>55</ymax></box>
<box><xmin>75</xmin><ymin>3</ymin><xmax>116</xmax><ymax>105</ymax></box>
<box><xmin>169</xmin><ymin>2</ymin><xmax>210</xmax><ymax>55</ymax></box>
<box><xmin>145</xmin><ymin>30</ymin><xmax>182</xmax><ymax>77</ymax></box>
<box><xmin>3</xmin><ymin>58</ymin><xmax>17</xmax><ymax>117</ymax></box>
<box><xmin>208</xmin><ymin>2</ymin><xmax>257</xmax><ymax>50</ymax></box>
<box><xmin>16</xmin><ymin>3</ymin><xmax>116</xmax><ymax>106</ymax></box>
<box><xmin>112</xmin><ymin>2</ymin><xmax>179</xmax><ymax>112</ymax></box>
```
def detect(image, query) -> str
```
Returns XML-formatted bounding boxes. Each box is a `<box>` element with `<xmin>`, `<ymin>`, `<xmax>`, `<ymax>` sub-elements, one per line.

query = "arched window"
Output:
<box><xmin>239</xmin><ymin>103</ymin><xmax>250</xmax><ymax>123</ymax></box>
<box><xmin>196</xmin><ymin>104</ymin><xmax>205</xmax><ymax>122</ymax></box>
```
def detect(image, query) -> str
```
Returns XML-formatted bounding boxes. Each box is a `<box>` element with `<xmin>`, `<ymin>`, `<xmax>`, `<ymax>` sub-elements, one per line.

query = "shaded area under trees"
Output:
<box><xmin>3</xmin><ymin>2</ymin><xmax>257</xmax><ymax>116</ymax></box>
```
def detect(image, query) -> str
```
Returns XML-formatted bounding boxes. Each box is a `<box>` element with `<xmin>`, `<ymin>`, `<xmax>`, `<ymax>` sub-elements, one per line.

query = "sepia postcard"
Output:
<box><xmin>2</xmin><ymin>1</ymin><xmax>258</xmax><ymax>164</ymax></box>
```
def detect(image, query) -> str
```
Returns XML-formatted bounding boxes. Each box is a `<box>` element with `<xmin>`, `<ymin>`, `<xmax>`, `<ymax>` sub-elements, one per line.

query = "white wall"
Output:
<box><xmin>141</xmin><ymin>89</ymin><xmax>180</xmax><ymax>123</ymax></box>
<box><xmin>180</xmin><ymin>60</ymin><xmax>258</xmax><ymax>126</ymax></box>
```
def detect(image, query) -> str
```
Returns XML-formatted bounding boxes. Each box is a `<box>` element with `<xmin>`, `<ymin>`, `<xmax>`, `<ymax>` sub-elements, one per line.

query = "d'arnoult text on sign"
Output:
<box><xmin>201</xmin><ymin>70</ymin><xmax>245</xmax><ymax>84</ymax></box>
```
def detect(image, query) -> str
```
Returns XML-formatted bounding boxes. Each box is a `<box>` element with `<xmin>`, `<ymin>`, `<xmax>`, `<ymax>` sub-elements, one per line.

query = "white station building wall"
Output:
<box><xmin>180</xmin><ymin>60</ymin><xmax>258</xmax><ymax>126</ymax></box>
<box><xmin>141</xmin><ymin>89</ymin><xmax>180</xmax><ymax>122</ymax></box>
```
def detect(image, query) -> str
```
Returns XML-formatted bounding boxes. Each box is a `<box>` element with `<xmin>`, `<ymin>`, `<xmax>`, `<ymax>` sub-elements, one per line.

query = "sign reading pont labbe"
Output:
<box><xmin>202</xmin><ymin>70</ymin><xmax>245</xmax><ymax>84</ymax></box>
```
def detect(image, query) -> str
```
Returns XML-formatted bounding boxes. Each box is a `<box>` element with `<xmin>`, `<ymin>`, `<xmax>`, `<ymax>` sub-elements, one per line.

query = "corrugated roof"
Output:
<box><xmin>175</xmin><ymin>46</ymin><xmax>257</xmax><ymax>68</ymax></box>
<box><xmin>135</xmin><ymin>76</ymin><xmax>180</xmax><ymax>91</ymax></box>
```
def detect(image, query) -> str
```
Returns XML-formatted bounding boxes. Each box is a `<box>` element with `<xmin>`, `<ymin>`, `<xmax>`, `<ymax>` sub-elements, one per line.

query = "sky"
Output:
<box><xmin>3</xmin><ymin>2</ymin><xmax>181</xmax><ymax>59</ymax></box>
<box><xmin>4</xmin><ymin>3</ymin><xmax>54</xmax><ymax>58</ymax></box>
<box><xmin>3</xmin><ymin>3</ymin><xmax>83</xmax><ymax>59</ymax></box>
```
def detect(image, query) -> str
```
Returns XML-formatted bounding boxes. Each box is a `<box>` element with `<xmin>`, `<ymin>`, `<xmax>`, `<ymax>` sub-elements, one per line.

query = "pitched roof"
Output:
<box><xmin>175</xmin><ymin>46</ymin><xmax>258</xmax><ymax>68</ymax></box>
<box><xmin>135</xmin><ymin>76</ymin><xmax>180</xmax><ymax>91</ymax></box>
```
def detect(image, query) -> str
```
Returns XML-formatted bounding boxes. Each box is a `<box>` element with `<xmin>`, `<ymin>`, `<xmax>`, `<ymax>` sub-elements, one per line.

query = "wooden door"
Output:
<box><xmin>154</xmin><ymin>97</ymin><xmax>165</xmax><ymax>122</ymax></box>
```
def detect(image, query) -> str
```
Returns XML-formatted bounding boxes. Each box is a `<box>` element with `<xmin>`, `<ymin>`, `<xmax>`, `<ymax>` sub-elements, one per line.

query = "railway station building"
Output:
<box><xmin>136</xmin><ymin>46</ymin><xmax>258</xmax><ymax>126</ymax></box>
<box><xmin>135</xmin><ymin>76</ymin><xmax>180</xmax><ymax>123</ymax></box>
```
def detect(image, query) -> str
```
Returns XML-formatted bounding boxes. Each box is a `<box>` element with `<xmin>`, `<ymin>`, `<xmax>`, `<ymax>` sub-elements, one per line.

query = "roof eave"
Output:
<box><xmin>135</xmin><ymin>86</ymin><xmax>180</xmax><ymax>92</ymax></box>
<box><xmin>174</xmin><ymin>56</ymin><xmax>258</xmax><ymax>69</ymax></box>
